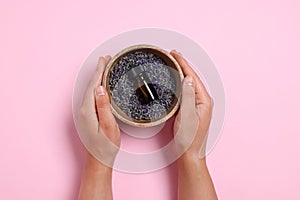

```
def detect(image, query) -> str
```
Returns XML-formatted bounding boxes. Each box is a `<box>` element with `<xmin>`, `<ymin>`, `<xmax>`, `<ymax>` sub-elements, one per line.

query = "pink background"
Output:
<box><xmin>1</xmin><ymin>0</ymin><xmax>299</xmax><ymax>199</ymax></box>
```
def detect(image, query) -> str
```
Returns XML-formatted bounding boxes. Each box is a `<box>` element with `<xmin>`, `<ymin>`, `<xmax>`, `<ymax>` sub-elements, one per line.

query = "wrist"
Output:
<box><xmin>84</xmin><ymin>151</ymin><xmax>112</xmax><ymax>176</ymax></box>
<box><xmin>178</xmin><ymin>153</ymin><xmax>207</xmax><ymax>169</ymax></box>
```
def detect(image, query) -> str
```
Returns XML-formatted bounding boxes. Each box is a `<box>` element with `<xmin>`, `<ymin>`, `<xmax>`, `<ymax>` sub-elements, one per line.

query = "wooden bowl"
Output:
<box><xmin>103</xmin><ymin>44</ymin><xmax>184</xmax><ymax>127</ymax></box>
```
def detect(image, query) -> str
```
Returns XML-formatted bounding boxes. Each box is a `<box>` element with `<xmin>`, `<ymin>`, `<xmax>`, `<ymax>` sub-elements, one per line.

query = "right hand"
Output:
<box><xmin>171</xmin><ymin>50</ymin><xmax>214</xmax><ymax>160</ymax></box>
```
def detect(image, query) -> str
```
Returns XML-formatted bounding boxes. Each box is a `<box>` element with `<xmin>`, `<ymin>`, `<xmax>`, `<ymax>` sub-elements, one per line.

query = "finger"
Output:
<box><xmin>171</xmin><ymin>50</ymin><xmax>211</xmax><ymax>104</ymax></box>
<box><xmin>171</xmin><ymin>50</ymin><xmax>200</xmax><ymax>82</ymax></box>
<box><xmin>104</xmin><ymin>55</ymin><xmax>112</xmax><ymax>66</ymax></box>
<box><xmin>95</xmin><ymin>55</ymin><xmax>111</xmax><ymax>86</ymax></box>
<box><xmin>95</xmin><ymin>56</ymin><xmax>109</xmax><ymax>86</ymax></box>
<box><xmin>94</xmin><ymin>85</ymin><xmax>117</xmax><ymax>128</ymax></box>
<box><xmin>174</xmin><ymin>76</ymin><xmax>199</xmax><ymax>150</ymax></box>
<box><xmin>82</xmin><ymin>57</ymin><xmax>107</xmax><ymax>111</ymax></box>
<box><xmin>180</xmin><ymin>76</ymin><xmax>196</xmax><ymax>119</ymax></box>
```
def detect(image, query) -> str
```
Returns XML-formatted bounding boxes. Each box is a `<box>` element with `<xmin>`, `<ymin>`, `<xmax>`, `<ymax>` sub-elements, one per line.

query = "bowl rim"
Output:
<box><xmin>102</xmin><ymin>44</ymin><xmax>184</xmax><ymax>127</ymax></box>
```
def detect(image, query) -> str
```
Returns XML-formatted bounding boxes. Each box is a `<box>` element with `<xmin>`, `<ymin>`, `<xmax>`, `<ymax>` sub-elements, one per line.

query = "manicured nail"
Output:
<box><xmin>96</xmin><ymin>86</ymin><xmax>105</xmax><ymax>96</ymax></box>
<box><xmin>185</xmin><ymin>76</ymin><xmax>193</xmax><ymax>86</ymax></box>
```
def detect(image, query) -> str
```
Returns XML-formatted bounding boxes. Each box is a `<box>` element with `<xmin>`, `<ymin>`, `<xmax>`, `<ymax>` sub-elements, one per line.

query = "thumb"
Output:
<box><xmin>180</xmin><ymin>76</ymin><xmax>196</xmax><ymax>119</ymax></box>
<box><xmin>173</xmin><ymin>76</ymin><xmax>198</xmax><ymax>153</ymax></box>
<box><xmin>94</xmin><ymin>86</ymin><xmax>116</xmax><ymax>126</ymax></box>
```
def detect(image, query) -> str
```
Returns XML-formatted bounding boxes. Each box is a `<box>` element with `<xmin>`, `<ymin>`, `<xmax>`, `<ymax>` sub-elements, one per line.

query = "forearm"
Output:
<box><xmin>78</xmin><ymin>153</ymin><xmax>113</xmax><ymax>200</ymax></box>
<box><xmin>177</xmin><ymin>155</ymin><xmax>218</xmax><ymax>200</ymax></box>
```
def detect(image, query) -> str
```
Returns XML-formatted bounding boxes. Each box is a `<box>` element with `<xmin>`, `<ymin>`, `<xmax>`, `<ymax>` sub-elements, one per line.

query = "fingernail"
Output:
<box><xmin>99</xmin><ymin>56</ymin><xmax>105</xmax><ymax>61</ymax></box>
<box><xmin>96</xmin><ymin>86</ymin><xmax>105</xmax><ymax>96</ymax></box>
<box><xmin>185</xmin><ymin>76</ymin><xmax>193</xmax><ymax>86</ymax></box>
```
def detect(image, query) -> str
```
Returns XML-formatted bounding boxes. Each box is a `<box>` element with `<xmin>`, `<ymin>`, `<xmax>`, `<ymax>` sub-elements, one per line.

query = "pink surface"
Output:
<box><xmin>0</xmin><ymin>0</ymin><xmax>299</xmax><ymax>199</ymax></box>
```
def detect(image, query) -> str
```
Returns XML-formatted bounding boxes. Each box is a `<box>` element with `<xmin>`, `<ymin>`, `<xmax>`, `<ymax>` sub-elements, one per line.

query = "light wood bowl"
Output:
<box><xmin>103</xmin><ymin>44</ymin><xmax>184</xmax><ymax>127</ymax></box>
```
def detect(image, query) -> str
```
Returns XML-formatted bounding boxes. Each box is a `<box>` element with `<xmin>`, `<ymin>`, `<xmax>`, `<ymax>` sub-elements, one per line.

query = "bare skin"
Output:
<box><xmin>78</xmin><ymin>152</ymin><xmax>114</xmax><ymax>200</ymax></box>
<box><xmin>77</xmin><ymin>56</ymin><xmax>120</xmax><ymax>200</ymax></box>
<box><xmin>171</xmin><ymin>50</ymin><xmax>218</xmax><ymax>200</ymax></box>
<box><xmin>77</xmin><ymin>51</ymin><xmax>218</xmax><ymax>200</ymax></box>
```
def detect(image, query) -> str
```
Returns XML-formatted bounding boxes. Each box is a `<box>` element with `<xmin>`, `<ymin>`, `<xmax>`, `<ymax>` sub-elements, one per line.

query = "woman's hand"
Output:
<box><xmin>76</xmin><ymin>56</ymin><xmax>120</xmax><ymax>168</ymax></box>
<box><xmin>171</xmin><ymin>50</ymin><xmax>217</xmax><ymax>200</ymax></box>
<box><xmin>171</xmin><ymin>50</ymin><xmax>213</xmax><ymax>160</ymax></box>
<box><xmin>77</xmin><ymin>56</ymin><xmax>120</xmax><ymax>200</ymax></box>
